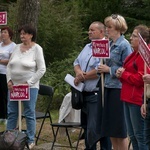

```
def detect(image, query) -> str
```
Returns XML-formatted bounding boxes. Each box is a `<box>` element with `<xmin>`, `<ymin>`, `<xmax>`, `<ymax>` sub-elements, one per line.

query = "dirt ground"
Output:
<box><xmin>30</xmin><ymin>119</ymin><xmax>132</xmax><ymax>150</ymax></box>
<box><xmin>0</xmin><ymin>119</ymin><xmax>132</xmax><ymax>150</ymax></box>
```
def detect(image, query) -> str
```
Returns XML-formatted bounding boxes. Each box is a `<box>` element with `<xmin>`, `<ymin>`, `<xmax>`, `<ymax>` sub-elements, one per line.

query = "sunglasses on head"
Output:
<box><xmin>111</xmin><ymin>14</ymin><xmax>118</xmax><ymax>19</ymax></box>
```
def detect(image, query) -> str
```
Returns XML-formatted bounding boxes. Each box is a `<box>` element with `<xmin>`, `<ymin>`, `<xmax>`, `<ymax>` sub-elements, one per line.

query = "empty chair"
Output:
<box><xmin>22</xmin><ymin>84</ymin><xmax>54</xmax><ymax>145</ymax></box>
<box><xmin>51</xmin><ymin>92</ymin><xmax>82</xmax><ymax>150</ymax></box>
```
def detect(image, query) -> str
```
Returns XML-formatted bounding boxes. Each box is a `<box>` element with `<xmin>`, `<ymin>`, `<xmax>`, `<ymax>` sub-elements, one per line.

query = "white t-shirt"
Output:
<box><xmin>0</xmin><ymin>42</ymin><xmax>16</xmax><ymax>74</ymax></box>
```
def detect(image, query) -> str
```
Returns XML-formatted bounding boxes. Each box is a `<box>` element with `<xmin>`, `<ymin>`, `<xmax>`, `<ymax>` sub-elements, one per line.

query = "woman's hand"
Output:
<box><xmin>116</xmin><ymin>67</ymin><xmax>125</xmax><ymax>78</ymax></box>
<box><xmin>7</xmin><ymin>80</ymin><xmax>13</xmax><ymax>92</ymax></box>
<box><xmin>143</xmin><ymin>74</ymin><xmax>150</xmax><ymax>84</ymax></box>
<box><xmin>97</xmin><ymin>64</ymin><xmax>110</xmax><ymax>73</ymax></box>
<box><xmin>141</xmin><ymin>104</ymin><xmax>146</xmax><ymax>118</ymax></box>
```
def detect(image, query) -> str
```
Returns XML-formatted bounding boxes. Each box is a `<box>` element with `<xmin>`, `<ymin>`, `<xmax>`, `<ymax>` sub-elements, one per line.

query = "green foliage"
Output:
<box><xmin>120</xmin><ymin>0</ymin><xmax>150</xmax><ymax>32</ymax></box>
<box><xmin>6</xmin><ymin>3</ymin><xmax>18</xmax><ymax>36</ymax></box>
<box><xmin>77</xmin><ymin>0</ymin><xmax>123</xmax><ymax>30</ymax></box>
<box><xmin>3</xmin><ymin>0</ymin><xmax>150</xmax><ymax>110</ymax></box>
<box><xmin>37</xmin><ymin>0</ymin><xmax>84</xmax><ymax>64</ymax></box>
<box><xmin>41</xmin><ymin>50</ymin><xmax>80</xmax><ymax>109</ymax></box>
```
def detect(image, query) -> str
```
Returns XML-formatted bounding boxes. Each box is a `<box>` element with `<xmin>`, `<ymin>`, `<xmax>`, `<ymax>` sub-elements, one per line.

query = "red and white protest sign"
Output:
<box><xmin>10</xmin><ymin>85</ymin><xmax>30</xmax><ymax>101</ymax></box>
<box><xmin>0</xmin><ymin>12</ymin><xmax>7</xmax><ymax>25</ymax></box>
<box><xmin>138</xmin><ymin>33</ymin><xmax>150</xmax><ymax>69</ymax></box>
<box><xmin>92</xmin><ymin>39</ymin><xmax>110</xmax><ymax>58</ymax></box>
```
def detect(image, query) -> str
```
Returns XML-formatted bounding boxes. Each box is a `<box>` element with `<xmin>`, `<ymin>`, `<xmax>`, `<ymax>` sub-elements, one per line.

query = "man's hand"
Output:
<box><xmin>74</xmin><ymin>70</ymin><xmax>86</xmax><ymax>86</ymax></box>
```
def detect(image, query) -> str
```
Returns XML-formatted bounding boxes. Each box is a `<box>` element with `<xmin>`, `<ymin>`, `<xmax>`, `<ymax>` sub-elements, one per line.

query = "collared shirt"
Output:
<box><xmin>104</xmin><ymin>35</ymin><xmax>133</xmax><ymax>88</ymax></box>
<box><xmin>74</xmin><ymin>43</ymin><xmax>100</xmax><ymax>92</ymax></box>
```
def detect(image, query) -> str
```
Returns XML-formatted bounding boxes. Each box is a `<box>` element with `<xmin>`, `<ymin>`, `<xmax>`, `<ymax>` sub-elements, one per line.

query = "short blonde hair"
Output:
<box><xmin>104</xmin><ymin>14</ymin><xmax>128</xmax><ymax>34</ymax></box>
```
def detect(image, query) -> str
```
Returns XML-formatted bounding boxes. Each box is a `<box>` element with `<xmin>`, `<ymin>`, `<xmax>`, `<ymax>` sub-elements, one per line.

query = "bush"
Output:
<box><xmin>41</xmin><ymin>50</ymin><xmax>80</xmax><ymax>109</ymax></box>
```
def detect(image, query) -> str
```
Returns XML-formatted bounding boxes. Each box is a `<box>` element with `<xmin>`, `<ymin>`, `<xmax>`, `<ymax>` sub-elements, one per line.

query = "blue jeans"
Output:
<box><xmin>124</xmin><ymin>102</ymin><xmax>148</xmax><ymax>150</ymax></box>
<box><xmin>7</xmin><ymin>88</ymin><xmax>38</xmax><ymax>144</ymax></box>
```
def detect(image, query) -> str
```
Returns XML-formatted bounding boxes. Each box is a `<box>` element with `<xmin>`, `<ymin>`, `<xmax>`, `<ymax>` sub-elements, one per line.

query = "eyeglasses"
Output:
<box><xmin>130</xmin><ymin>34</ymin><xmax>138</xmax><ymax>38</ymax></box>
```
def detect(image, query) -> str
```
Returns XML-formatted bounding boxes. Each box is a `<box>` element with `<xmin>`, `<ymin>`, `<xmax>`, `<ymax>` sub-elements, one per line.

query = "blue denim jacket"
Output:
<box><xmin>105</xmin><ymin>35</ymin><xmax>132</xmax><ymax>88</ymax></box>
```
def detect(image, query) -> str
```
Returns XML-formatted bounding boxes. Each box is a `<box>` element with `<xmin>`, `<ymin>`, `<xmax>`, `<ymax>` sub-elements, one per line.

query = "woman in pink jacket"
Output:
<box><xmin>116</xmin><ymin>25</ymin><xmax>149</xmax><ymax>150</ymax></box>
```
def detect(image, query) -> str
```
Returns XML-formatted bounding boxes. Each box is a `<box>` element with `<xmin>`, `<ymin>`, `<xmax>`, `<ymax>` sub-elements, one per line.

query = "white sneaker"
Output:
<box><xmin>4</xmin><ymin>119</ymin><xmax>7</xmax><ymax>125</ymax></box>
<box><xmin>28</xmin><ymin>142</ymin><xmax>35</xmax><ymax>149</ymax></box>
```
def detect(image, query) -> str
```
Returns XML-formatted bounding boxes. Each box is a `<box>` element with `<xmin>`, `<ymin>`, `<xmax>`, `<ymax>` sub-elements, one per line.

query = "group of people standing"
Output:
<box><xmin>0</xmin><ymin>14</ymin><xmax>150</xmax><ymax>150</ymax></box>
<box><xmin>0</xmin><ymin>25</ymin><xmax>46</xmax><ymax>149</ymax></box>
<box><xmin>73</xmin><ymin>14</ymin><xmax>150</xmax><ymax>150</ymax></box>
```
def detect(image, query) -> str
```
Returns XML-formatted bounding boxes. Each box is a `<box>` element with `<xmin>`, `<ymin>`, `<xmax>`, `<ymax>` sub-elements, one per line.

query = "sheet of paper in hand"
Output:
<box><xmin>10</xmin><ymin>85</ymin><xmax>30</xmax><ymax>101</ymax></box>
<box><xmin>64</xmin><ymin>74</ymin><xmax>84</xmax><ymax>92</ymax></box>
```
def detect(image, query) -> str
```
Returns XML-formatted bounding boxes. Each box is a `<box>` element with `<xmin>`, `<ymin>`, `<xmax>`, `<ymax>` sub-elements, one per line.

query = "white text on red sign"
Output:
<box><xmin>0</xmin><ymin>12</ymin><xmax>7</xmax><ymax>25</ymax></box>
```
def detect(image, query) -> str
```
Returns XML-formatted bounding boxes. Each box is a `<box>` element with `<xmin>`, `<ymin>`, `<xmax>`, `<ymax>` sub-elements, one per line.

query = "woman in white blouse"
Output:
<box><xmin>6</xmin><ymin>24</ymin><xmax>46</xmax><ymax>149</ymax></box>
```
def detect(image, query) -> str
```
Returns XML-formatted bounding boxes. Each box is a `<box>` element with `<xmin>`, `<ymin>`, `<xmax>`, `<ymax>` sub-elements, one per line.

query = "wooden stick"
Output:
<box><xmin>100</xmin><ymin>59</ymin><xmax>104</xmax><ymax>107</ymax></box>
<box><xmin>144</xmin><ymin>63</ymin><xmax>147</xmax><ymax>111</ymax></box>
<box><xmin>18</xmin><ymin>101</ymin><xmax>22</xmax><ymax>131</ymax></box>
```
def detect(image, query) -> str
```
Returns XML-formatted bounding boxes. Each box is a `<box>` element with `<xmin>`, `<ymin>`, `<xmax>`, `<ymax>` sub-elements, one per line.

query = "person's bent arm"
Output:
<box><xmin>0</xmin><ymin>59</ymin><xmax>9</xmax><ymax>65</ymax></box>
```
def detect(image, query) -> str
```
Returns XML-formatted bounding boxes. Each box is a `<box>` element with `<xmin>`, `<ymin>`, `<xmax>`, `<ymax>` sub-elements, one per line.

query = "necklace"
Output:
<box><xmin>20</xmin><ymin>42</ymin><xmax>35</xmax><ymax>52</ymax></box>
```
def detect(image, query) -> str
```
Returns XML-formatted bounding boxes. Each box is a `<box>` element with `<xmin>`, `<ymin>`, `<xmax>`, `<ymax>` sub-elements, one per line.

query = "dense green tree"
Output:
<box><xmin>2</xmin><ymin>0</ymin><xmax>150</xmax><ymax>103</ymax></box>
<box><xmin>0</xmin><ymin>0</ymin><xmax>17</xmax><ymax>11</ymax></box>
<box><xmin>37</xmin><ymin>0</ymin><xmax>84</xmax><ymax>63</ymax></box>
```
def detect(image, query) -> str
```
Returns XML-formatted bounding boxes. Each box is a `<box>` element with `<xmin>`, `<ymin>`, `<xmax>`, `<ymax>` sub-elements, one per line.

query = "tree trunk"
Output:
<box><xmin>15</xmin><ymin>0</ymin><xmax>40</xmax><ymax>42</ymax></box>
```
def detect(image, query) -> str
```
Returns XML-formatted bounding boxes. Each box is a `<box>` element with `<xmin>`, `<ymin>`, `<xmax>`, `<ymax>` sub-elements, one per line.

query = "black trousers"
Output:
<box><xmin>0</xmin><ymin>74</ymin><xmax>8</xmax><ymax>119</ymax></box>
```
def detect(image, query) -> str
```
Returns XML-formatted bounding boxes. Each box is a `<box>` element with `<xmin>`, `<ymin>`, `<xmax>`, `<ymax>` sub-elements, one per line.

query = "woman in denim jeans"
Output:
<box><xmin>117</xmin><ymin>25</ymin><xmax>150</xmax><ymax>150</ymax></box>
<box><xmin>97</xmin><ymin>14</ymin><xmax>132</xmax><ymax>150</ymax></box>
<box><xmin>6</xmin><ymin>24</ymin><xmax>46</xmax><ymax>149</ymax></box>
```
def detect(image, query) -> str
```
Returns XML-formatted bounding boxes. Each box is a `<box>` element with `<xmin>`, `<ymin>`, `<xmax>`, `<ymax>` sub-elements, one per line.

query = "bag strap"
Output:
<box><xmin>84</xmin><ymin>55</ymin><xmax>92</xmax><ymax>72</ymax></box>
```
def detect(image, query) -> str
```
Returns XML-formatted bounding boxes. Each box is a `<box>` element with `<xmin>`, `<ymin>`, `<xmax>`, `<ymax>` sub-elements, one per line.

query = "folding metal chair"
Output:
<box><xmin>51</xmin><ymin>92</ymin><xmax>82</xmax><ymax>150</ymax></box>
<box><xmin>22</xmin><ymin>84</ymin><xmax>54</xmax><ymax>145</ymax></box>
<box><xmin>51</xmin><ymin>121</ymin><xmax>82</xmax><ymax>150</ymax></box>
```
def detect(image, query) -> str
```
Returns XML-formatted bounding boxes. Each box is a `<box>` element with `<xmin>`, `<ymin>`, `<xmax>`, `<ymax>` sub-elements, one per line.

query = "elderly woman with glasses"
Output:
<box><xmin>97</xmin><ymin>14</ymin><xmax>132</xmax><ymax>150</ymax></box>
<box><xmin>117</xmin><ymin>25</ymin><xmax>149</xmax><ymax>150</ymax></box>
